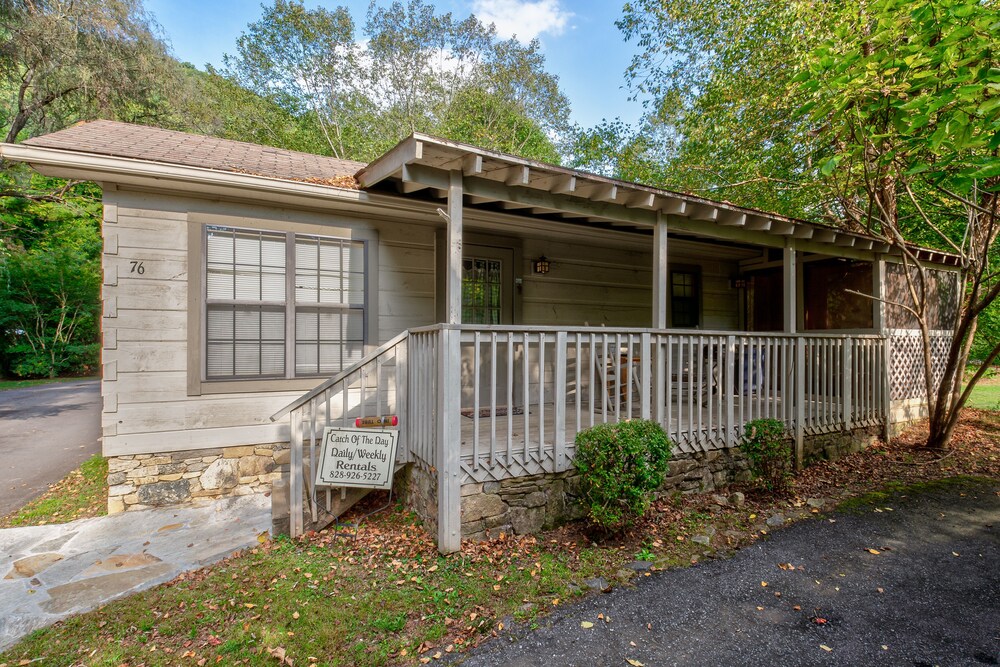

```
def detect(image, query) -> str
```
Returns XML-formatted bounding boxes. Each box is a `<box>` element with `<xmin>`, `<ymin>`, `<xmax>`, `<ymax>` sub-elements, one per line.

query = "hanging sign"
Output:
<box><xmin>315</xmin><ymin>427</ymin><xmax>399</xmax><ymax>490</ymax></box>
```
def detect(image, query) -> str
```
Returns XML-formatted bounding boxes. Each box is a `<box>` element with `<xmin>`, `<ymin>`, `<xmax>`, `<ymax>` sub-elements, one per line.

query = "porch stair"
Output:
<box><xmin>301</xmin><ymin>461</ymin><xmax>408</xmax><ymax>534</ymax></box>
<box><xmin>272</xmin><ymin>331</ymin><xmax>412</xmax><ymax>537</ymax></box>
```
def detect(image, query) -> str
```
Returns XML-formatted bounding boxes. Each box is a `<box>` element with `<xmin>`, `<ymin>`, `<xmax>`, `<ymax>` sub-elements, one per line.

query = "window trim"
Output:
<box><xmin>187</xmin><ymin>212</ymin><xmax>378</xmax><ymax>396</ymax></box>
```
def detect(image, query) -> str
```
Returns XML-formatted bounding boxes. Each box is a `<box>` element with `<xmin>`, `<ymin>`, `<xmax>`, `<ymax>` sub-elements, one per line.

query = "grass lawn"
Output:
<box><xmin>0</xmin><ymin>375</ymin><xmax>99</xmax><ymax>391</ymax></box>
<box><xmin>1</xmin><ymin>412</ymin><xmax>997</xmax><ymax>666</ymax></box>
<box><xmin>0</xmin><ymin>454</ymin><xmax>108</xmax><ymax>528</ymax></box>
<box><xmin>965</xmin><ymin>375</ymin><xmax>1000</xmax><ymax>410</ymax></box>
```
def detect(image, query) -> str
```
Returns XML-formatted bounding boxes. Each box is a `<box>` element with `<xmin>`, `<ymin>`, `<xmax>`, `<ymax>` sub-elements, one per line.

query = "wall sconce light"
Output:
<box><xmin>731</xmin><ymin>277</ymin><xmax>748</xmax><ymax>289</ymax></box>
<box><xmin>533</xmin><ymin>256</ymin><xmax>550</xmax><ymax>274</ymax></box>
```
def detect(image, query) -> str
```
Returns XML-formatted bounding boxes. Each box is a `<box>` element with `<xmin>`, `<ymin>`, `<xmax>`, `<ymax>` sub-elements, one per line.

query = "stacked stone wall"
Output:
<box><xmin>454</xmin><ymin>427</ymin><xmax>882</xmax><ymax>540</ymax></box>
<box><xmin>107</xmin><ymin>445</ymin><xmax>290</xmax><ymax>513</ymax></box>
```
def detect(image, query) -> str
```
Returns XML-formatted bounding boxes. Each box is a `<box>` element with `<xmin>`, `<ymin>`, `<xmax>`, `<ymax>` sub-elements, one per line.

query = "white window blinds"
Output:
<box><xmin>204</xmin><ymin>226</ymin><xmax>366</xmax><ymax>380</ymax></box>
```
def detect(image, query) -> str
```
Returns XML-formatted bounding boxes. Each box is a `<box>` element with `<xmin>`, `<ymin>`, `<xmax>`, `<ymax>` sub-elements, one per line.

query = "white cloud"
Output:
<box><xmin>471</xmin><ymin>0</ymin><xmax>572</xmax><ymax>42</ymax></box>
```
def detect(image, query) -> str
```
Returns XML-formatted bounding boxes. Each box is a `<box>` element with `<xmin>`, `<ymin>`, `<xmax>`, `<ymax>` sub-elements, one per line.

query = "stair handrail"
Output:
<box><xmin>269</xmin><ymin>329</ymin><xmax>410</xmax><ymax>422</ymax></box>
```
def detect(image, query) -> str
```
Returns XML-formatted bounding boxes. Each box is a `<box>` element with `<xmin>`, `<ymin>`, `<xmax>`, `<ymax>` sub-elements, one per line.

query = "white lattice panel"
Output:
<box><xmin>888</xmin><ymin>330</ymin><xmax>951</xmax><ymax>400</ymax></box>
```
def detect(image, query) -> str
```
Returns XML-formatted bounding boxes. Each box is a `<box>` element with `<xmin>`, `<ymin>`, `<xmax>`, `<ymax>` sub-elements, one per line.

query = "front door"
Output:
<box><xmin>461</xmin><ymin>245</ymin><xmax>514</xmax><ymax>325</ymax></box>
<box><xmin>460</xmin><ymin>245</ymin><xmax>515</xmax><ymax>413</ymax></box>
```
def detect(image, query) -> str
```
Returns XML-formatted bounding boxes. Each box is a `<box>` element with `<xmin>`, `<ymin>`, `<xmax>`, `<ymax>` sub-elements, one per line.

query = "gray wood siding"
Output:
<box><xmin>519</xmin><ymin>237</ymin><xmax>747</xmax><ymax>329</ymax></box>
<box><xmin>101</xmin><ymin>189</ymin><xmax>437</xmax><ymax>456</ymax></box>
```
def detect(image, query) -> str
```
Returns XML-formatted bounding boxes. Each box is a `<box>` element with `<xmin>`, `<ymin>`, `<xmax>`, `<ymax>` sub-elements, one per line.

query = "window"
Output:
<box><xmin>671</xmin><ymin>270</ymin><xmax>700</xmax><ymax>327</ymax></box>
<box><xmin>462</xmin><ymin>257</ymin><xmax>502</xmax><ymax>325</ymax></box>
<box><xmin>205</xmin><ymin>226</ymin><xmax>366</xmax><ymax>380</ymax></box>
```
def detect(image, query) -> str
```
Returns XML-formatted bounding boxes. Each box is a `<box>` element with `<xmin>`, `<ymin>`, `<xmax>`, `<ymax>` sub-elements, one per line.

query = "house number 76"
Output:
<box><xmin>129</xmin><ymin>260</ymin><xmax>145</xmax><ymax>275</ymax></box>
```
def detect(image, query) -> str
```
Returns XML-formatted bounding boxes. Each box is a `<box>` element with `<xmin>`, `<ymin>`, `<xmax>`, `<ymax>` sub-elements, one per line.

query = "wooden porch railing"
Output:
<box><xmin>274</xmin><ymin>324</ymin><xmax>909</xmax><ymax>552</ymax></box>
<box><xmin>271</xmin><ymin>331</ymin><xmax>409</xmax><ymax>537</ymax></box>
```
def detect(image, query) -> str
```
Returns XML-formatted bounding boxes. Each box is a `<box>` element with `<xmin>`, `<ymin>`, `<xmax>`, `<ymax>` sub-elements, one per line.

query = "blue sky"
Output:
<box><xmin>144</xmin><ymin>0</ymin><xmax>646</xmax><ymax>130</ymax></box>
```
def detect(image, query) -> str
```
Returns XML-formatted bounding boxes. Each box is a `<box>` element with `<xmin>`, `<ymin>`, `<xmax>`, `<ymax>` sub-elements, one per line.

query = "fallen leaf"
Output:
<box><xmin>881</xmin><ymin>645</ymin><xmax>888</xmax><ymax>650</ymax></box>
<box><xmin>761</xmin><ymin>581</ymin><xmax>768</xmax><ymax>587</ymax></box>
<box><xmin>580</xmin><ymin>621</ymin><xmax>594</xmax><ymax>629</ymax></box>
<box><xmin>793</xmin><ymin>605</ymin><xmax>801</xmax><ymax>611</ymax></box>
<box><xmin>627</xmin><ymin>660</ymin><xmax>645</xmax><ymax>666</ymax></box>
<box><xmin>292</xmin><ymin>611</ymin><xmax>300</xmax><ymax>620</ymax></box>
<box><xmin>778</xmin><ymin>563</ymin><xmax>795</xmax><ymax>571</ymax></box>
<box><xmin>820</xmin><ymin>644</ymin><xmax>833</xmax><ymax>652</ymax></box>
<box><xmin>953</xmin><ymin>552</ymin><xmax>960</xmax><ymax>557</ymax></box>
<box><xmin>867</xmin><ymin>548</ymin><xmax>881</xmax><ymax>555</ymax></box>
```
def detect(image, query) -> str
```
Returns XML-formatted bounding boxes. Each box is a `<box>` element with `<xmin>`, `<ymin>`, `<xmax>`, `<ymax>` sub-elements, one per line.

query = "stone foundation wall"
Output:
<box><xmin>452</xmin><ymin>427</ymin><xmax>881</xmax><ymax>541</ymax></box>
<box><xmin>107</xmin><ymin>445</ymin><xmax>290</xmax><ymax>513</ymax></box>
<box><xmin>801</xmin><ymin>426</ymin><xmax>881</xmax><ymax>465</ymax></box>
<box><xmin>400</xmin><ymin>463</ymin><xmax>438</xmax><ymax>536</ymax></box>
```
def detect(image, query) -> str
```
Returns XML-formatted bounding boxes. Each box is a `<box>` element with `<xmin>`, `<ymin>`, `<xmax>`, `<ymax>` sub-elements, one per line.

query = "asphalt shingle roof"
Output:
<box><xmin>23</xmin><ymin>120</ymin><xmax>366</xmax><ymax>185</ymax></box>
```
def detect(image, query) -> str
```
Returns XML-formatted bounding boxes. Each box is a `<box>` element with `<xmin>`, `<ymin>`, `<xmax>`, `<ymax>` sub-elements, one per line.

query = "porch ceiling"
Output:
<box><xmin>357</xmin><ymin>134</ymin><xmax>961</xmax><ymax>267</ymax></box>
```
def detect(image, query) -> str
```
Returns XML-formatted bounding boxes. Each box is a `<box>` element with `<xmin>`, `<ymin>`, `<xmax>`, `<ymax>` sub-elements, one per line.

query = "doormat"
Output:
<box><xmin>461</xmin><ymin>406</ymin><xmax>525</xmax><ymax>419</ymax></box>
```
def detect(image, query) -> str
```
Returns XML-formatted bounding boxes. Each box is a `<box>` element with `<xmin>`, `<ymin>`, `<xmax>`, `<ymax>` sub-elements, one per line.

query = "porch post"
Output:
<box><xmin>653</xmin><ymin>211</ymin><xmax>668</xmax><ymax>329</ymax></box>
<box><xmin>436</xmin><ymin>327</ymin><xmax>462</xmax><ymax>554</ymax></box>
<box><xmin>785</xmin><ymin>239</ymin><xmax>804</xmax><ymax>468</ymax></box>
<box><xmin>873</xmin><ymin>256</ymin><xmax>892</xmax><ymax>442</ymax></box>
<box><xmin>783</xmin><ymin>239</ymin><xmax>797</xmax><ymax>334</ymax></box>
<box><xmin>447</xmin><ymin>170</ymin><xmax>464</xmax><ymax>325</ymax></box>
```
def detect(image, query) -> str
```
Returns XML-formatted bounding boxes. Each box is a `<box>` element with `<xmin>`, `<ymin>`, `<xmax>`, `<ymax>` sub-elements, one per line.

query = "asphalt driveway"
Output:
<box><xmin>458</xmin><ymin>480</ymin><xmax>1000</xmax><ymax>667</ymax></box>
<box><xmin>0</xmin><ymin>380</ymin><xmax>101</xmax><ymax>516</ymax></box>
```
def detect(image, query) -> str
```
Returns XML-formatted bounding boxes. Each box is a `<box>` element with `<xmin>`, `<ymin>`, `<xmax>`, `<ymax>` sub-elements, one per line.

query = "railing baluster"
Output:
<box><xmin>523</xmin><ymin>332</ymin><xmax>530</xmax><ymax>459</ymax></box>
<box><xmin>490</xmin><ymin>332</ymin><xmax>497</xmax><ymax>467</ymax></box>
<box><xmin>507</xmin><ymin>333</ymin><xmax>514</xmax><ymax>462</ymax></box>
<box><xmin>575</xmin><ymin>334</ymin><xmax>583</xmax><ymax>437</ymax></box>
<box><xmin>538</xmin><ymin>333</ymin><xmax>546</xmax><ymax>459</ymax></box>
<box><xmin>666</xmin><ymin>335</ymin><xmax>673</xmax><ymax>439</ymax></box>
<box><xmin>473</xmin><ymin>331</ymin><xmax>481</xmax><ymax>471</ymax></box>
<box><xmin>601</xmin><ymin>334</ymin><xmax>609</xmax><ymax>424</ymax></box>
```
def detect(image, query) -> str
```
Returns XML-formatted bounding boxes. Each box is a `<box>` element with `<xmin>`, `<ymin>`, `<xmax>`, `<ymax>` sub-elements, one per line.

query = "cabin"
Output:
<box><xmin>0</xmin><ymin>121</ymin><xmax>960</xmax><ymax>553</ymax></box>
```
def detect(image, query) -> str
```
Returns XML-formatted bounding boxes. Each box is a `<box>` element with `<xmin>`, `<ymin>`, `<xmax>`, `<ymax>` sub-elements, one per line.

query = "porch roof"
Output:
<box><xmin>358</xmin><ymin>134</ymin><xmax>961</xmax><ymax>267</ymax></box>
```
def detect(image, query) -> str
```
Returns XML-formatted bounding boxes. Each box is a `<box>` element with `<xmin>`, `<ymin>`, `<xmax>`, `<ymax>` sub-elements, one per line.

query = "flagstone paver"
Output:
<box><xmin>0</xmin><ymin>494</ymin><xmax>270</xmax><ymax>650</ymax></box>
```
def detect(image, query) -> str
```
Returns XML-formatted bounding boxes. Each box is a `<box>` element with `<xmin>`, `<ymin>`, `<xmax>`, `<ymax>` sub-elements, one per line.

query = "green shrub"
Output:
<box><xmin>573</xmin><ymin>419</ymin><xmax>672</xmax><ymax>533</ymax></box>
<box><xmin>740</xmin><ymin>418</ymin><xmax>791</xmax><ymax>492</ymax></box>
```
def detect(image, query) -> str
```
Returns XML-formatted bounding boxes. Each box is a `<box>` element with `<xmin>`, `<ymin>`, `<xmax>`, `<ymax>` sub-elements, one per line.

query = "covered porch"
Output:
<box><xmin>273</xmin><ymin>135</ymin><xmax>957</xmax><ymax>552</ymax></box>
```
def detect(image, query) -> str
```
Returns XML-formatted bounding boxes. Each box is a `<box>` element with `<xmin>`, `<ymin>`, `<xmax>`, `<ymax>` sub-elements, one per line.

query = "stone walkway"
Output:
<box><xmin>0</xmin><ymin>495</ymin><xmax>270</xmax><ymax>651</ymax></box>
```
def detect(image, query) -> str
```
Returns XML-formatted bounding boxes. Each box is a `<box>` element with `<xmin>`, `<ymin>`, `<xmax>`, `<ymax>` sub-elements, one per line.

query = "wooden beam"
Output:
<box><xmin>551</xmin><ymin>174</ymin><xmax>576</xmax><ymax>195</ymax></box>
<box><xmin>689</xmin><ymin>204</ymin><xmax>718</xmax><ymax>222</ymax></box>
<box><xmin>718</xmin><ymin>211</ymin><xmax>746</xmax><ymax>226</ymax></box>
<box><xmin>589</xmin><ymin>183</ymin><xmax>618</xmax><ymax>203</ymax></box>
<box><xmin>626</xmin><ymin>191</ymin><xmax>657</xmax><ymax>209</ymax></box>
<box><xmin>660</xmin><ymin>198</ymin><xmax>686</xmax><ymax>215</ymax></box>
<box><xmin>812</xmin><ymin>229</ymin><xmax>837</xmax><ymax>243</ymax></box>
<box><xmin>744</xmin><ymin>217</ymin><xmax>772</xmax><ymax>231</ymax></box>
<box><xmin>357</xmin><ymin>138</ymin><xmax>422</xmax><ymax>187</ymax></box>
<box><xmin>770</xmin><ymin>221</ymin><xmax>797</xmax><ymax>236</ymax></box>
<box><xmin>854</xmin><ymin>239</ymin><xmax>874</xmax><ymax>251</ymax></box>
<box><xmin>462</xmin><ymin>153</ymin><xmax>483</xmax><ymax>176</ymax></box>
<box><xmin>499</xmin><ymin>201</ymin><xmax>532</xmax><ymax>210</ymax></box>
<box><xmin>792</xmin><ymin>225</ymin><xmax>814</xmax><ymax>239</ymax></box>
<box><xmin>504</xmin><ymin>165</ymin><xmax>530</xmax><ymax>186</ymax></box>
<box><xmin>835</xmin><ymin>235</ymin><xmax>856</xmax><ymax>248</ymax></box>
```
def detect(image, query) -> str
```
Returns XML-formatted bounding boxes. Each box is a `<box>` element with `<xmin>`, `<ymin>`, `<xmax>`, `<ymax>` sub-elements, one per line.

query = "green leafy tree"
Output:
<box><xmin>798</xmin><ymin>0</ymin><xmax>1000</xmax><ymax>450</ymax></box>
<box><xmin>0</xmin><ymin>0</ymin><xmax>175</xmax><ymax>144</ymax></box>
<box><xmin>0</xmin><ymin>175</ymin><xmax>102</xmax><ymax>377</ymax></box>
<box><xmin>617</xmin><ymin>0</ymin><xmax>999</xmax><ymax>449</ymax></box>
<box><xmin>223</xmin><ymin>0</ymin><xmax>571</xmax><ymax>162</ymax></box>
